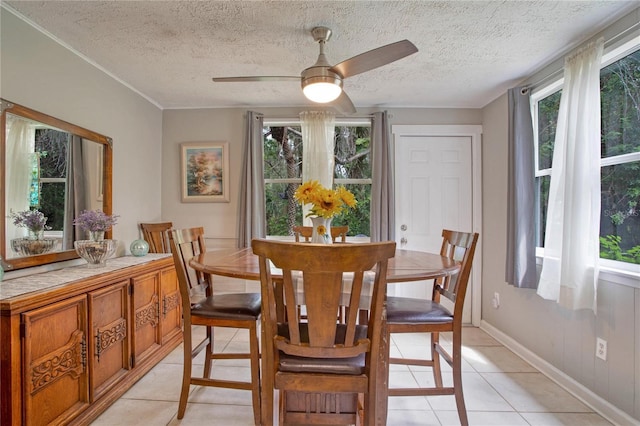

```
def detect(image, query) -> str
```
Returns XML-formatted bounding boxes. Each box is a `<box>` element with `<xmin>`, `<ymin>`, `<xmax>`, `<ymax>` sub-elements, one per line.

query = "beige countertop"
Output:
<box><xmin>0</xmin><ymin>254</ymin><xmax>171</xmax><ymax>300</ymax></box>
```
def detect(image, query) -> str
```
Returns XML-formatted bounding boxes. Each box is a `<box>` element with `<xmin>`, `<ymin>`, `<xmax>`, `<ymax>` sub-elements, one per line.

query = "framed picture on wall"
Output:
<box><xmin>180</xmin><ymin>141</ymin><xmax>230</xmax><ymax>203</ymax></box>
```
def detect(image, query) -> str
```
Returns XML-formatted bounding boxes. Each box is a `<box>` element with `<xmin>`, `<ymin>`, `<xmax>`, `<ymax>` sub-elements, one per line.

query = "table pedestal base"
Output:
<box><xmin>282</xmin><ymin>391</ymin><xmax>361</xmax><ymax>425</ymax></box>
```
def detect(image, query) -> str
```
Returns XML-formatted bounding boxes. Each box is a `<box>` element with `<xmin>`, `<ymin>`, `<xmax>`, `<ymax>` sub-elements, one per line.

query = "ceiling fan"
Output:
<box><xmin>212</xmin><ymin>27</ymin><xmax>418</xmax><ymax>115</ymax></box>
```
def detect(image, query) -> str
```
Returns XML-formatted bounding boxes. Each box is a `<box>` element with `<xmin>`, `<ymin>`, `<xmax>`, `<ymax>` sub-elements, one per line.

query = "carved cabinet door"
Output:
<box><xmin>131</xmin><ymin>271</ymin><xmax>162</xmax><ymax>366</ymax></box>
<box><xmin>160</xmin><ymin>266</ymin><xmax>182</xmax><ymax>344</ymax></box>
<box><xmin>88</xmin><ymin>280</ymin><xmax>131</xmax><ymax>401</ymax></box>
<box><xmin>22</xmin><ymin>294</ymin><xmax>89</xmax><ymax>426</ymax></box>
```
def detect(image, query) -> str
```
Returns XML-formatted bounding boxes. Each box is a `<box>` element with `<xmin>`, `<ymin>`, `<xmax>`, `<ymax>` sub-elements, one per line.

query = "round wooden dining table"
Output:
<box><xmin>189</xmin><ymin>246</ymin><xmax>460</xmax><ymax>425</ymax></box>
<box><xmin>190</xmin><ymin>246</ymin><xmax>460</xmax><ymax>283</ymax></box>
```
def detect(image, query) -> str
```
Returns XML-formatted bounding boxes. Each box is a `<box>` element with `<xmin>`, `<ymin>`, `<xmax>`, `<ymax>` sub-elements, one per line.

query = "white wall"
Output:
<box><xmin>1</xmin><ymin>9</ymin><xmax>163</xmax><ymax>260</ymax></box>
<box><xmin>481</xmin><ymin>93</ymin><xmax>640</xmax><ymax>423</ymax></box>
<box><xmin>161</xmin><ymin>107</ymin><xmax>482</xmax><ymax>245</ymax></box>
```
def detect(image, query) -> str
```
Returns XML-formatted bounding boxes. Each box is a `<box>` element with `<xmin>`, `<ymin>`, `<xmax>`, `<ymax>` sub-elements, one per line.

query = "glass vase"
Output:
<box><xmin>310</xmin><ymin>216</ymin><xmax>332</xmax><ymax>244</ymax></box>
<box><xmin>89</xmin><ymin>231</ymin><xmax>105</xmax><ymax>241</ymax></box>
<box><xmin>28</xmin><ymin>229</ymin><xmax>44</xmax><ymax>240</ymax></box>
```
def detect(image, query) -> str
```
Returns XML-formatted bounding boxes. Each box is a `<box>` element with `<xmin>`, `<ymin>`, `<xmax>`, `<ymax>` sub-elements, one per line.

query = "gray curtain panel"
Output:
<box><xmin>63</xmin><ymin>134</ymin><xmax>86</xmax><ymax>248</ymax></box>
<box><xmin>237</xmin><ymin>111</ymin><xmax>266</xmax><ymax>248</ymax></box>
<box><xmin>505</xmin><ymin>87</ymin><xmax>538</xmax><ymax>288</ymax></box>
<box><xmin>370</xmin><ymin>111</ymin><xmax>395</xmax><ymax>242</ymax></box>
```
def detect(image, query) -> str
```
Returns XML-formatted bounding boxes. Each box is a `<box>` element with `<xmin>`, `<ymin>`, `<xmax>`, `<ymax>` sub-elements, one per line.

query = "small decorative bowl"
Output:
<box><xmin>74</xmin><ymin>239</ymin><xmax>117</xmax><ymax>268</ymax></box>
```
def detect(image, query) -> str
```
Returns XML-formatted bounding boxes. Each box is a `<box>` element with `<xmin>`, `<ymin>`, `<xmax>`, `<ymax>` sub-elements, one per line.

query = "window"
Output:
<box><xmin>34</xmin><ymin>128</ymin><xmax>68</xmax><ymax>232</ymax></box>
<box><xmin>533</xmin><ymin>43</ymin><xmax>640</xmax><ymax>266</ymax></box>
<box><xmin>263</xmin><ymin>120</ymin><xmax>372</xmax><ymax>237</ymax></box>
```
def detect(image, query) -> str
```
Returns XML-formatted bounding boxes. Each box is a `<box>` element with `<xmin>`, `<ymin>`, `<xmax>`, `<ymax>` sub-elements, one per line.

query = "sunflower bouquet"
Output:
<box><xmin>294</xmin><ymin>180</ymin><xmax>357</xmax><ymax>218</ymax></box>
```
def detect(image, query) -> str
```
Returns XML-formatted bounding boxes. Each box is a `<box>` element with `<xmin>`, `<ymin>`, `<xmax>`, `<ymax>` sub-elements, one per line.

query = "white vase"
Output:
<box><xmin>89</xmin><ymin>231</ymin><xmax>105</xmax><ymax>241</ymax></box>
<box><xmin>27</xmin><ymin>229</ymin><xmax>44</xmax><ymax>240</ymax></box>
<box><xmin>310</xmin><ymin>216</ymin><xmax>332</xmax><ymax>244</ymax></box>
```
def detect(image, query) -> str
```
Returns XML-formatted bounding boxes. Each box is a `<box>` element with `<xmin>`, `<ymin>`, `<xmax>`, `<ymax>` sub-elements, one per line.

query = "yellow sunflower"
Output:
<box><xmin>294</xmin><ymin>180</ymin><xmax>321</xmax><ymax>204</ymax></box>
<box><xmin>336</xmin><ymin>186</ymin><xmax>357</xmax><ymax>208</ymax></box>
<box><xmin>295</xmin><ymin>180</ymin><xmax>357</xmax><ymax>219</ymax></box>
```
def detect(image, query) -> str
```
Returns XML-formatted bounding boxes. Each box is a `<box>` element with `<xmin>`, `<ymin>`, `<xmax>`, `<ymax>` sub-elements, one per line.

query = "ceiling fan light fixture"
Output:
<box><xmin>302</xmin><ymin>76</ymin><xmax>342</xmax><ymax>103</ymax></box>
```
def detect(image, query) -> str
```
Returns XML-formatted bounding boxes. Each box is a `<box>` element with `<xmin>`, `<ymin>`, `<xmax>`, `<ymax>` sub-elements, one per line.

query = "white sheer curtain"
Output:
<box><xmin>537</xmin><ymin>38</ymin><xmax>604</xmax><ymax>312</ymax></box>
<box><xmin>5</xmin><ymin>116</ymin><xmax>35</xmax><ymax>246</ymax></box>
<box><xmin>300</xmin><ymin>111</ymin><xmax>335</xmax><ymax>223</ymax></box>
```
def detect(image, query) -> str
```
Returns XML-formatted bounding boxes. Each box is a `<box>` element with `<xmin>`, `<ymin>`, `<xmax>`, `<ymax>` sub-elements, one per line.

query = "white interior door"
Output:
<box><xmin>392</xmin><ymin>125</ymin><xmax>482</xmax><ymax>325</ymax></box>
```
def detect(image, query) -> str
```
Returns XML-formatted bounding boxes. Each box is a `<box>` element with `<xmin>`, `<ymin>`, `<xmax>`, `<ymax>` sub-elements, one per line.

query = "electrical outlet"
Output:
<box><xmin>492</xmin><ymin>292</ymin><xmax>500</xmax><ymax>309</ymax></box>
<box><xmin>596</xmin><ymin>338</ymin><xmax>607</xmax><ymax>361</ymax></box>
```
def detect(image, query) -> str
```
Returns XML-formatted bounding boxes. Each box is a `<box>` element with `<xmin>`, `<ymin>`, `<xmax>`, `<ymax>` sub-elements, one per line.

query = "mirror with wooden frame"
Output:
<box><xmin>1</xmin><ymin>99</ymin><xmax>113</xmax><ymax>271</ymax></box>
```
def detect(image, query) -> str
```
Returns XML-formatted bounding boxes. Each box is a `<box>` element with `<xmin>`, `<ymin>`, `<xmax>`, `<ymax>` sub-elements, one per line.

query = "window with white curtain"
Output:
<box><xmin>532</xmin><ymin>40</ymin><xmax>640</xmax><ymax>268</ymax></box>
<box><xmin>263</xmin><ymin>119</ymin><xmax>372</xmax><ymax>237</ymax></box>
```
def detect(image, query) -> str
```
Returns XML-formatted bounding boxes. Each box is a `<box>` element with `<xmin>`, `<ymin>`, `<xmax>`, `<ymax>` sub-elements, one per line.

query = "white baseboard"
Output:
<box><xmin>480</xmin><ymin>320</ymin><xmax>638</xmax><ymax>426</ymax></box>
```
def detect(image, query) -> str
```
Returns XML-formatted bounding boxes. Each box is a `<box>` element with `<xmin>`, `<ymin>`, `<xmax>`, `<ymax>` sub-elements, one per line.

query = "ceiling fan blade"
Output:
<box><xmin>212</xmin><ymin>76</ymin><xmax>300</xmax><ymax>82</ymax></box>
<box><xmin>331</xmin><ymin>91</ymin><xmax>356</xmax><ymax>115</ymax></box>
<box><xmin>330</xmin><ymin>40</ymin><xmax>418</xmax><ymax>79</ymax></box>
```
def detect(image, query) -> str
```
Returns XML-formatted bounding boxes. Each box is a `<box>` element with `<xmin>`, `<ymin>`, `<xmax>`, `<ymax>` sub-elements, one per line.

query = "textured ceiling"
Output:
<box><xmin>4</xmin><ymin>1</ymin><xmax>639</xmax><ymax>110</ymax></box>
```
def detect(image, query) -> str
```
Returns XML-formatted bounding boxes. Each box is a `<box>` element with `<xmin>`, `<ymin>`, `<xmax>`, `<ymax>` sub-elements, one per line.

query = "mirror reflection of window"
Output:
<box><xmin>2</xmin><ymin>100</ymin><xmax>112</xmax><ymax>270</ymax></box>
<box><xmin>36</xmin><ymin>128</ymin><xmax>69</xmax><ymax>241</ymax></box>
<box><xmin>4</xmin><ymin>114</ymin><xmax>73</xmax><ymax>258</ymax></box>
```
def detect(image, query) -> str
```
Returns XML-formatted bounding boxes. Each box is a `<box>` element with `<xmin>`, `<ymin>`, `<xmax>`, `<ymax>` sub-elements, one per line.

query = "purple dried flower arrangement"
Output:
<box><xmin>73</xmin><ymin>210</ymin><xmax>119</xmax><ymax>232</ymax></box>
<box><xmin>11</xmin><ymin>210</ymin><xmax>50</xmax><ymax>233</ymax></box>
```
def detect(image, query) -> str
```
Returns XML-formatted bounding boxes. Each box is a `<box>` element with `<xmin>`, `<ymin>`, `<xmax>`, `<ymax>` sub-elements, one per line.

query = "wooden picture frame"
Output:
<box><xmin>180</xmin><ymin>141</ymin><xmax>230</xmax><ymax>203</ymax></box>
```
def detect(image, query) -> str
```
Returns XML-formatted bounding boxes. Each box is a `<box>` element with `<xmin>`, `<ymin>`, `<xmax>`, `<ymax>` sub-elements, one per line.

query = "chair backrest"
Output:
<box><xmin>292</xmin><ymin>225</ymin><xmax>349</xmax><ymax>243</ymax></box>
<box><xmin>435</xmin><ymin>230</ymin><xmax>479</xmax><ymax>318</ymax></box>
<box><xmin>140</xmin><ymin>222</ymin><xmax>173</xmax><ymax>253</ymax></box>
<box><xmin>168</xmin><ymin>227</ymin><xmax>209</xmax><ymax>311</ymax></box>
<box><xmin>252</xmin><ymin>239</ymin><xmax>395</xmax><ymax>360</ymax></box>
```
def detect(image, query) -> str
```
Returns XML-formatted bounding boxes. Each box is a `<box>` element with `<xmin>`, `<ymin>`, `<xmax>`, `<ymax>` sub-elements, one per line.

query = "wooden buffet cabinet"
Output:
<box><xmin>0</xmin><ymin>254</ymin><xmax>182</xmax><ymax>426</ymax></box>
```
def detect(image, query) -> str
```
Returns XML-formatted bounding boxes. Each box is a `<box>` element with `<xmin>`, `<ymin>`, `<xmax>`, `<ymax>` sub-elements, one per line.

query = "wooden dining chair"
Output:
<box><xmin>140</xmin><ymin>222</ymin><xmax>173</xmax><ymax>253</ymax></box>
<box><xmin>385</xmin><ymin>229</ymin><xmax>479</xmax><ymax>426</ymax></box>
<box><xmin>169</xmin><ymin>227</ymin><xmax>262</xmax><ymax>425</ymax></box>
<box><xmin>292</xmin><ymin>225</ymin><xmax>351</xmax><ymax>322</ymax></box>
<box><xmin>252</xmin><ymin>239</ymin><xmax>396</xmax><ymax>426</ymax></box>
<box><xmin>292</xmin><ymin>225</ymin><xmax>349</xmax><ymax>242</ymax></box>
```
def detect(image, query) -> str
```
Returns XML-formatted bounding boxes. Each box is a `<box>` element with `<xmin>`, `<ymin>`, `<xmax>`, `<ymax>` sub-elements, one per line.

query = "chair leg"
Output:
<box><xmin>249</xmin><ymin>322</ymin><xmax>261</xmax><ymax>426</ymax></box>
<box><xmin>178</xmin><ymin>326</ymin><xmax>193</xmax><ymax>419</ymax></box>
<box><xmin>452</xmin><ymin>331</ymin><xmax>468</xmax><ymax>426</ymax></box>
<box><xmin>278</xmin><ymin>390</ymin><xmax>286</xmax><ymax>426</ymax></box>
<box><xmin>261</xmin><ymin>325</ymin><xmax>275</xmax><ymax>426</ymax></box>
<box><xmin>364</xmin><ymin>388</ymin><xmax>377</xmax><ymax>426</ymax></box>
<box><xmin>431</xmin><ymin>332</ymin><xmax>443</xmax><ymax>387</ymax></box>
<box><xmin>203</xmin><ymin>325</ymin><xmax>214</xmax><ymax>378</ymax></box>
<box><xmin>357</xmin><ymin>393</ymin><xmax>364</xmax><ymax>426</ymax></box>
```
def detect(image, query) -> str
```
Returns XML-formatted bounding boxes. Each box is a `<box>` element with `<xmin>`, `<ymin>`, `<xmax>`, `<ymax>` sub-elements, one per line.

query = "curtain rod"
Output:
<box><xmin>521</xmin><ymin>19</ymin><xmax>640</xmax><ymax>94</ymax></box>
<box><xmin>263</xmin><ymin>115</ymin><xmax>375</xmax><ymax>122</ymax></box>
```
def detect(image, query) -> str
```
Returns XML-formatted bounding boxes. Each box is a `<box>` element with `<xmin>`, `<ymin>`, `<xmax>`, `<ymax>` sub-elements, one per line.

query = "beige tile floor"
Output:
<box><xmin>91</xmin><ymin>326</ymin><xmax>613</xmax><ymax>426</ymax></box>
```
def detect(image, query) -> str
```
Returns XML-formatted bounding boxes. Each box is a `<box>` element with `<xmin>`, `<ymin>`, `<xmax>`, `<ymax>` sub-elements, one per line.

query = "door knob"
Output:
<box><xmin>400</xmin><ymin>237</ymin><xmax>407</xmax><ymax>245</ymax></box>
<box><xmin>400</xmin><ymin>224</ymin><xmax>407</xmax><ymax>231</ymax></box>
